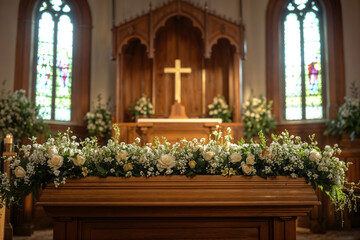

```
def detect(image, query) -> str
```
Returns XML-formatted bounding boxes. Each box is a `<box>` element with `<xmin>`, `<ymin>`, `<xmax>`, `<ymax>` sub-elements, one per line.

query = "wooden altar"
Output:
<box><xmin>115</xmin><ymin>122</ymin><xmax>244</xmax><ymax>144</ymax></box>
<box><xmin>112</xmin><ymin>0</ymin><xmax>244</xmax><ymax>124</ymax></box>
<box><xmin>38</xmin><ymin>176</ymin><xmax>320</xmax><ymax>240</ymax></box>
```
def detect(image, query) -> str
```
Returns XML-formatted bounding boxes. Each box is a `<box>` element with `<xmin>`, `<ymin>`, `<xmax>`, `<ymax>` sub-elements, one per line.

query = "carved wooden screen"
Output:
<box><xmin>113</xmin><ymin>0</ymin><xmax>244</xmax><ymax>122</ymax></box>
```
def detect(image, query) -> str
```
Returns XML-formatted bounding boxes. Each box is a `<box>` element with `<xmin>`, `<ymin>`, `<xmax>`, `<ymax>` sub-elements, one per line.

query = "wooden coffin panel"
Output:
<box><xmin>38</xmin><ymin>175</ymin><xmax>319</xmax><ymax>217</ymax></box>
<box><xmin>38</xmin><ymin>176</ymin><xmax>318</xmax><ymax>240</ymax></box>
<box><xmin>80</xmin><ymin>218</ymin><xmax>268</xmax><ymax>240</ymax></box>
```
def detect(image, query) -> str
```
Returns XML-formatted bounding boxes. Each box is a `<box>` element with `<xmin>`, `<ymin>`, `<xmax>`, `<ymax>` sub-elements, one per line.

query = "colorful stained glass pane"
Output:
<box><xmin>50</xmin><ymin>0</ymin><xmax>63</xmax><ymax>12</ymax></box>
<box><xmin>287</xmin><ymin>3</ymin><xmax>295</xmax><ymax>11</ymax></box>
<box><xmin>294</xmin><ymin>0</ymin><xmax>308</xmax><ymax>6</ymax></box>
<box><xmin>40</xmin><ymin>2</ymin><xmax>47</xmax><ymax>11</ymax></box>
<box><xmin>284</xmin><ymin>13</ymin><xmax>302</xmax><ymax>120</ymax></box>
<box><xmin>35</xmin><ymin>12</ymin><xmax>54</xmax><ymax>120</ymax></box>
<box><xmin>312</xmin><ymin>1</ymin><xmax>319</xmax><ymax>11</ymax></box>
<box><xmin>34</xmin><ymin>1</ymin><xmax>73</xmax><ymax>122</ymax></box>
<box><xmin>304</xmin><ymin>11</ymin><xmax>322</xmax><ymax>119</ymax></box>
<box><xmin>55</xmin><ymin>15</ymin><xmax>73</xmax><ymax>121</ymax></box>
<box><xmin>63</xmin><ymin>4</ymin><xmax>71</xmax><ymax>12</ymax></box>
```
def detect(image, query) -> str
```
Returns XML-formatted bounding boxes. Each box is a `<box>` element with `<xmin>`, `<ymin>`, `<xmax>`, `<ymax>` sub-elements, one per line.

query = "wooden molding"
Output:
<box><xmin>113</xmin><ymin>0</ymin><xmax>244</xmax><ymax>60</ymax></box>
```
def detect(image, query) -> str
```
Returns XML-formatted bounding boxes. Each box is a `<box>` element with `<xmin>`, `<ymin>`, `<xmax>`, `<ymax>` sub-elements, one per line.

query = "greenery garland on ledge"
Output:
<box><xmin>0</xmin><ymin>126</ymin><xmax>359</xmax><ymax>216</ymax></box>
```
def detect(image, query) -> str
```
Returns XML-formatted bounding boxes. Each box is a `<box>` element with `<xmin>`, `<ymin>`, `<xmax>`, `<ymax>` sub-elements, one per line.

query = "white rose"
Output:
<box><xmin>230</xmin><ymin>153</ymin><xmax>241</xmax><ymax>163</ymax></box>
<box><xmin>48</xmin><ymin>146</ymin><xmax>58</xmax><ymax>156</ymax></box>
<box><xmin>48</xmin><ymin>155</ymin><xmax>63</xmax><ymax>170</ymax></box>
<box><xmin>117</xmin><ymin>151</ymin><xmax>128</xmax><ymax>161</ymax></box>
<box><xmin>202</xmin><ymin>151</ymin><xmax>215</xmax><ymax>161</ymax></box>
<box><xmin>242</xmin><ymin>164</ymin><xmax>254</xmax><ymax>175</ymax></box>
<box><xmin>246</xmin><ymin>154</ymin><xmax>256</xmax><ymax>165</ymax></box>
<box><xmin>15</xmin><ymin>166</ymin><xmax>26</xmax><ymax>178</ymax></box>
<box><xmin>72</xmin><ymin>155</ymin><xmax>86</xmax><ymax>166</ymax></box>
<box><xmin>309</xmin><ymin>149</ymin><xmax>321</xmax><ymax>162</ymax></box>
<box><xmin>157</xmin><ymin>154</ymin><xmax>176</xmax><ymax>171</ymax></box>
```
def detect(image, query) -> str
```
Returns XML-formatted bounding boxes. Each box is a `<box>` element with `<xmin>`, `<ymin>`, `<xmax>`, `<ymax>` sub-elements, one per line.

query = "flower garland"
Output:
<box><xmin>0</xmin><ymin>126</ymin><xmax>358</xmax><ymax>214</ymax></box>
<box><xmin>208</xmin><ymin>95</ymin><xmax>232</xmax><ymax>122</ymax></box>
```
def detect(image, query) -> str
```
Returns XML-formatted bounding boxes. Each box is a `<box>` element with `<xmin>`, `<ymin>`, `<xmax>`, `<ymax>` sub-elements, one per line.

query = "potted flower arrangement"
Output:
<box><xmin>0</xmin><ymin>87</ymin><xmax>49</xmax><ymax>145</ymax></box>
<box><xmin>208</xmin><ymin>95</ymin><xmax>232</xmax><ymax>122</ymax></box>
<box><xmin>325</xmin><ymin>82</ymin><xmax>360</xmax><ymax>141</ymax></box>
<box><xmin>129</xmin><ymin>94</ymin><xmax>154</xmax><ymax>120</ymax></box>
<box><xmin>84</xmin><ymin>95</ymin><xmax>112</xmax><ymax>143</ymax></box>
<box><xmin>242</xmin><ymin>96</ymin><xmax>276</xmax><ymax>140</ymax></box>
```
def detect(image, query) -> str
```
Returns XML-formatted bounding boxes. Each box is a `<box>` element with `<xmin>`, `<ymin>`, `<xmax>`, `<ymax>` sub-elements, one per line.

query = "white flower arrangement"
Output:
<box><xmin>0</xmin><ymin>86</ymin><xmax>48</xmax><ymax>143</ymax></box>
<box><xmin>0</xmin><ymin>126</ymin><xmax>358</xmax><ymax>216</ymax></box>
<box><xmin>208</xmin><ymin>95</ymin><xmax>232</xmax><ymax>122</ymax></box>
<box><xmin>242</xmin><ymin>96</ymin><xmax>276</xmax><ymax>140</ymax></box>
<box><xmin>129</xmin><ymin>94</ymin><xmax>154</xmax><ymax>120</ymax></box>
<box><xmin>325</xmin><ymin>82</ymin><xmax>360</xmax><ymax>140</ymax></box>
<box><xmin>84</xmin><ymin>95</ymin><xmax>112</xmax><ymax>139</ymax></box>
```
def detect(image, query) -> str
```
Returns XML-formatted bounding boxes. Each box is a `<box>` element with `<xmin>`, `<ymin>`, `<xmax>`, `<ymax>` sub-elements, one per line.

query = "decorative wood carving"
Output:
<box><xmin>113</xmin><ymin>0</ymin><xmax>244</xmax><ymax>122</ymax></box>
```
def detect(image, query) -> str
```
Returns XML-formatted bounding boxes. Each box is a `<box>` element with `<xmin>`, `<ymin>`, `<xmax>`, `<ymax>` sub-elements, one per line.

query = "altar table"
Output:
<box><xmin>37</xmin><ymin>176</ymin><xmax>320</xmax><ymax>240</ymax></box>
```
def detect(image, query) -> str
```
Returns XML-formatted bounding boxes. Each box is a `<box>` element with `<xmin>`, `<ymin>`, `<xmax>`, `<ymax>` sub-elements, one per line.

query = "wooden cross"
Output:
<box><xmin>164</xmin><ymin>59</ymin><xmax>192</xmax><ymax>103</ymax></box>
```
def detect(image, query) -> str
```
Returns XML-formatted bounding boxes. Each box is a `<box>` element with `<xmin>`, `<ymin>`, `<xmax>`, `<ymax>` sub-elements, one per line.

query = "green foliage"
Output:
<box><xmin>325</xmin><ymin>82</ymin><xmax>360</xmax><ymax>141</ymax></box>
<box><xmin>0</xmin><ymin>84</ymin><xmax>49</xmax><ymax>143</ymax></box>
<box><xmin>242</xmin><ymin>96</ymin><xmax>276</xmax><ymax>140</ymax></box>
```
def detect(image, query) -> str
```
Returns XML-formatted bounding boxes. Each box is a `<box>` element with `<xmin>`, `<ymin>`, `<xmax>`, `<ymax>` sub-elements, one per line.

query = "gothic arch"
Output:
<box><xmin>13</xmin><ymin>0</ymin><xmax>92</xmax><ymax>126</ymax></box>
<box><xmin>266</xmin><ymin>0</ymin><xmax>345</xmax><ymax>121</ymax></box>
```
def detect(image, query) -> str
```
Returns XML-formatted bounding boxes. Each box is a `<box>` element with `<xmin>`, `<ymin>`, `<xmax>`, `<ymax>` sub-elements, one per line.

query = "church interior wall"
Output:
<box><xmin>341</xmin><ymin>0</ymin><xmax>360</xmax><ymax>95</ymax></box>
<box><xmin>0</xmin><ymin>0</ymin><xmax>359</xmax><ymax>113</ymax></box>
<box><xmin>0</xmin><ymin>0</ymin><xmax>19</xmax><ymax>93</ymax></box>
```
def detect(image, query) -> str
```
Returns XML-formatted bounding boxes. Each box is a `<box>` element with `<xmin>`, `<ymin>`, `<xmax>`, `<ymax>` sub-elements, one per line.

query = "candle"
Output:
<box><xmin>4</xmin><ymin>133</ymin><xmax>13</xmax><ymax>152</ymax></box>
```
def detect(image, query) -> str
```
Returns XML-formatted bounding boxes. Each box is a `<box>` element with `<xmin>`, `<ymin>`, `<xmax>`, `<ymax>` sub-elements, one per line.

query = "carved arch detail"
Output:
<box><xmin>113</xmin><ymin>0</ymin><xmax>244</xmax><ymax>60</ymax></box>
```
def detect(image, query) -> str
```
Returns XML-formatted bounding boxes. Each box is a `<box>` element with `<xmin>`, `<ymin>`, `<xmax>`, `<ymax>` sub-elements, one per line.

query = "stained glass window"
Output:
<box><xmin>34</xmin><ymin>0</ymin><xmax>73</xmax><ymax>121</ymax></box>
<box><xmin>283</xmin><ymin>0</ymin><xmax>325</xmax><ymax>120</ymax></box>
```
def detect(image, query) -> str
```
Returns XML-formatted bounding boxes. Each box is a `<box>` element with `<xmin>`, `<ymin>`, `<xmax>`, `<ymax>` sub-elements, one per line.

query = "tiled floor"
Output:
<box><xmin>12</xmin><ymin>228</ymin><xmax>360</xmax><ymax>240</ymax></box>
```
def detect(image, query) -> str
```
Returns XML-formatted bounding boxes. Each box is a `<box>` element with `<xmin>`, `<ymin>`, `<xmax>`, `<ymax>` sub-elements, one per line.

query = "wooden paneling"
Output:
<box><xmin>114</xmin><ymin>0</ymin><xmax>244</xmax><ymax>122</ymax></box>
<box><xmin>154</xmin><ymin>16</ymin><xmax>203</xmax><ymax>117</ymax></box>
<box><xmin>81</xmin><ymin>218</ymin><xmax>263</xmax><ymax>240</ymax></box>
<box><xmin>206</xmin><ymin>39</ymin><xmax>233</xmax><ymax>112</ymax></box>
<box><xmin>116</xmin><ymin>122</ymin><xmax>244</xmax><ymax>144</ymax></box>
<box><xmin>122</xmin><ymin>39</ymin><xmax>152</xmax><ymax>122</ymax></box>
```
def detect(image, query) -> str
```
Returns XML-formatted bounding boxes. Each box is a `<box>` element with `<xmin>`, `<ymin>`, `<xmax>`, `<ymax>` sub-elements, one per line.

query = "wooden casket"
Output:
<box><xmin>37</xmin><ymin>176</ymin><xmax>320</xmax><ymax>240</ymax></box>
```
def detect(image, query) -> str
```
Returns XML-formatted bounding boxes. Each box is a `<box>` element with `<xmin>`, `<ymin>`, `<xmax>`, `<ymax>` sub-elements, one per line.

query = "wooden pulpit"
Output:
<box><xmin>38</xmin><ymin>176</ymin><xmax>320</xmax><ymax>240</ymax></box>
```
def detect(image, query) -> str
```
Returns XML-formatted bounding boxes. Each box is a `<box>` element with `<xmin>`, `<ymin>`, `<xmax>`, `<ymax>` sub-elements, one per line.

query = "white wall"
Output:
<box><xmin>0</xmin><ymin>0</ymin><xmax>19</xmax><ymax>93</ymax></box>
<box><xmin>242</xmin><ymin>0</ymin><xmax>267</xmax><ymax>102</ymax></box>
<box><xmin>88</xmin><ymin>0</ymin><xmax>116</xmax><ymax>111</ymax></box>
<box><xmin>341</xmin><ymin>0</ymin><xmax>360</xmax><ymax>95</ymax></box>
